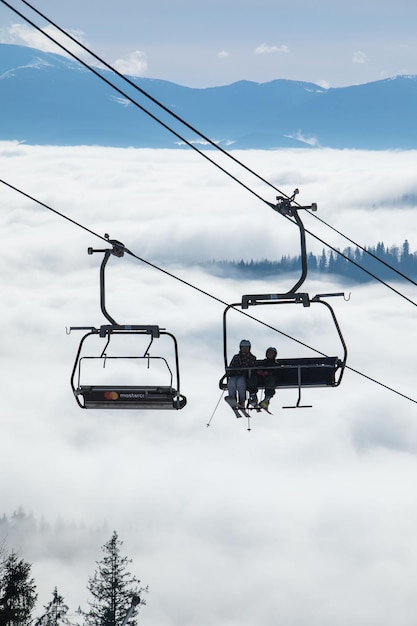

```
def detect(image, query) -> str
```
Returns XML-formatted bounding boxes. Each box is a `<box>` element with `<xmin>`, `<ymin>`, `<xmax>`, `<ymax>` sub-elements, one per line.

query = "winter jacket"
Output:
<box><xmin>254</xmin><ymin>357</ymin><xmax>279</xmax><ymax>378</ymax></box>
<box><xmin>227</xmin><ymin>352</ymin><xmax>257</xmax><ymax>377</ymax></box>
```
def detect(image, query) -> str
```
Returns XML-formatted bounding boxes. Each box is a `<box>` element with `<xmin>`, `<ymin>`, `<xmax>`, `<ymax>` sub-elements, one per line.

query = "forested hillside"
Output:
<box><xmin>205</xmin><ymin>240</ymin><xmax>416</xmax><ymax>282</ymax></box>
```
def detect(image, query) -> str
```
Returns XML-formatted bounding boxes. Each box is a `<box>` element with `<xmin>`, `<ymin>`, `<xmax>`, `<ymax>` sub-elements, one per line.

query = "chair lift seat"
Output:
<box><xmin>220</xmin><ymin>356</ymin><xmax>342</xmax><ymax>391</ymax></box>
<box><xmin>274</xmin><ymin>356</ymin><xmax>341</xmax><ymax>388</ymax></box>
<box><xmin>75</xmin><ymin>385</ymin><xmax>187</xmax><ymax>410</ymax></box>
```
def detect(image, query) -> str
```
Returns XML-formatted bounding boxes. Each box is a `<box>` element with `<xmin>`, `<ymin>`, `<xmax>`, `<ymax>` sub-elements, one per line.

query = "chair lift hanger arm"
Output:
<box><xmin>242</xmin><ymin>189</ymin><xmax>319</xmax><ymax>308</ymax></box>
<box><xmin>87</xmin><ymin>233</ymin><xmax>125</xmax><ymax>326</ymax></box>
<box><xmin>269</xmin><ymin>188</ymin><xmax>317</xmax><ymax>295</ymax></box>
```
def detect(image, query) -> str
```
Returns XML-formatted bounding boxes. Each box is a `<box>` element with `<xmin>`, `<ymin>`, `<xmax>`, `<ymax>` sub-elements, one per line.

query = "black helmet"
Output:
<box><xmin>266</xmin><ymin>347</ymin><xmax>277</xmax><ymax>357</ymax></box>
<box><xmin>239</xmin><ymin>339</ymin><xmax>251</xmax><ymax>348</ymax></box>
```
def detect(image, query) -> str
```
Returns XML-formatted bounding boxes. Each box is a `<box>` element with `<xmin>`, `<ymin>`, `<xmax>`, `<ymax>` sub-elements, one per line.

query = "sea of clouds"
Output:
<box><xmin>0</xmin><ymin>142</ymin><xmax>416</xmax><ymax>626</ymax></box>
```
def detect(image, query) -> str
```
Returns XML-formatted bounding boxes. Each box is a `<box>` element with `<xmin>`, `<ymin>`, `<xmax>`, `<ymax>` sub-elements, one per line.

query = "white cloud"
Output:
<box><xmin>352</xmin><ymin>50</ymin><xmax>370</xmax><ymax>64</ymax></box>
<box><xmin>254</xmin><ymin>42</ymin><xmax>289</xmax><ymax>55</ymax></box>
<box><xmin>316</xmin><ymin>78</ymin><xmax>330</xmax><ymax>89</ymax></box>
<box><xmin>0</xmin><ymin>23</ymin><xmax>89</xmax><ymax>58</ymax></box>
<box><xmin>1</xmin><ymin>143</ymin><xmax>417</xmax><ymax>626</ymax></box>
<box><xmin>217</xmin><ymin>49</ymin><xmax>230</xmax><ymax>58</ymax></box>
<box><xmin>285</xmin><ymin>130</ymin><xmax>321</xmax><ymax>147</ymax></box>
<box><xmin>112</xmin><ymin>50</ymin><xmax>148</xmax><ymax>77</ymax></box>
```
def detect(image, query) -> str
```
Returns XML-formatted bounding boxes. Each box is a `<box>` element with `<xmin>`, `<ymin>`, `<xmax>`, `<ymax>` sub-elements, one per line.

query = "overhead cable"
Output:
<box><xmin>18</xmin><ymin>0</ymin><xmax>417</xmax><ymax>292</ymax></box>
<box><xmin>308</xmin><ymin>211</ymin><xmax>417</xmax><ymax>287</ymax></box>
<box><xmin>0</xmin><ymin>0</ymin><xmax>275</xmax><ymax>209</ymax></box>
<box><xmin>293</xmin><ymin>216</ymin><xmax>417</xmax><ymax>308</ymax></box>
<box><xmin>1</xmin><ymin>176</ymin><xmax>416</xmax><ymax>406</ymax></box>
<box><xmin>2</xmin><ymin>0</ymin><xmax>417</xmax><ymax>299</ymax></box>
<box><xmin>12</xmin><ymin>0</ymin><xmax>292</xmax><ymax>201</ymax></box>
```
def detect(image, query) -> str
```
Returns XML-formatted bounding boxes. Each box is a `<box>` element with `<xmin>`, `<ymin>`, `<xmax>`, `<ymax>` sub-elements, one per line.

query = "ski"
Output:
<box><xmin>225</xmin><ymin>396</ymin><xmax>250</xmax><ymax>418</ymax></box>
<box><xmin>253</xmin><ymin>403</ymin><xmax>273</xmax><ymax>414</ymax></box>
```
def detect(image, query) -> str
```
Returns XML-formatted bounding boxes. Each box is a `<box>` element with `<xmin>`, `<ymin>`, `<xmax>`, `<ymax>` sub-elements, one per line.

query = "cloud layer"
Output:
<box><xmin>0</xmin><ymin>143</ymin><xmax>416</xmax><ymax>626</ymax></box>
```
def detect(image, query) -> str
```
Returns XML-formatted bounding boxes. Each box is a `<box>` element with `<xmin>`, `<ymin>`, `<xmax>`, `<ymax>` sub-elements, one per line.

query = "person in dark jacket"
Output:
<box><xmin>226</xmin><ymin>339</ymin><xmax>257</xmax><ymax>408</ymax></box>
<box><xmin>247</xmin><ymin>347</ymin><xmax>279</xmax><ymax>409</ymax></box>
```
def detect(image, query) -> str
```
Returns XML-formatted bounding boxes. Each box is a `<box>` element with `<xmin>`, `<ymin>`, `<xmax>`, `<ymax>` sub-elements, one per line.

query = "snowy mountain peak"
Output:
<box><xmin>1</xmin><ymin>43</ymin><xmax>416</xmax><ymax>150</ymax></box>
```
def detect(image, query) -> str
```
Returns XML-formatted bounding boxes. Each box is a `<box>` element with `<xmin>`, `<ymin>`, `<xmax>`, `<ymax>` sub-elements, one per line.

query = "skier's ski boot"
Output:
<box><xmin>260</xmin><ymin>396</ymin><xmax>272</xmax><ymax>410</ymax></box>
<box><xmin>248</xmin><ymin>393</ymin><xmax>258</xmax><ymax>407</ymax></box>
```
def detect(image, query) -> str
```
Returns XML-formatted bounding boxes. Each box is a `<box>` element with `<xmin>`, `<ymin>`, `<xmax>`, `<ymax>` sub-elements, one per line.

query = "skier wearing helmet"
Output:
<box><xmin>225</xmin><ymin>339</ymin><xmax>257</xmax><ymax>409</ymax></box>
<box><xmin>247</xmin><ymin>347</ymin><xmax>279</xmax><ymax>410</ymax></box>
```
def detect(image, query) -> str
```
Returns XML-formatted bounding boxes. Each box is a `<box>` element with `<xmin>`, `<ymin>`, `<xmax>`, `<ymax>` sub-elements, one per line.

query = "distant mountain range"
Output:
<box><xmin>1</xmin><ymin>43</ymin><xmax>417</xmax><ymax>150</ymax></box>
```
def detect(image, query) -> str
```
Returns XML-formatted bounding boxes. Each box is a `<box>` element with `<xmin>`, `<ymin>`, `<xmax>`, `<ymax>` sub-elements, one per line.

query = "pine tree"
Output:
<box><xmin>35</xmin><ymin>588</ymin><xmax>72</xmax><ymax>626</ymax></box>
<box><xmin>84</xmin><ymin>532</ymin><xmax>147</xmax><ymax>626</ymax></box>
<box><xmin>318</xmin><ymin>249</ymin><xmax>327</xmax><ymax>272</ymax></box>
<box><xmin>0</xmin><ymin>551</ymin><xmax>37</xmax><ymax>626</ymax></box>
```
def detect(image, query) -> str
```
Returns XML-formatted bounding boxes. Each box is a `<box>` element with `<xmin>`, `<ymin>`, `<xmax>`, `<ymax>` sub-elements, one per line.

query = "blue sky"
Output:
<box><xmin>1</xmin><ymin>0</ymin><xmax>417</xmax><ymax>87</ymax></box>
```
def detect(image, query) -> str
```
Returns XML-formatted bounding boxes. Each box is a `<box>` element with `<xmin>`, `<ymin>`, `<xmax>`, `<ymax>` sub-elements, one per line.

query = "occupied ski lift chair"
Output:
<box><xmin>69</xmin><ymin>236</ymin><xmax>187</xmax><ymax>410</ymax></box>
<box><xmin>219</xmin><ymin>191</ymin><xmax>348</xmax><ymax>409</ymax></box>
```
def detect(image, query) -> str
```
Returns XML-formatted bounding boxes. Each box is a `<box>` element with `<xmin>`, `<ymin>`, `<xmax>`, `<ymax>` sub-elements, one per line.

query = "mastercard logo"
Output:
<box><xmin>104</xmin><ymin>391</ymin><xmax>119</xmax><ymax>400</ymax></box>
